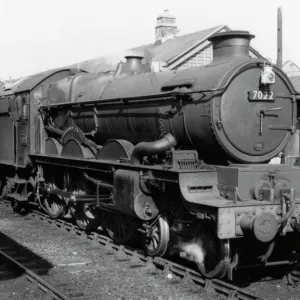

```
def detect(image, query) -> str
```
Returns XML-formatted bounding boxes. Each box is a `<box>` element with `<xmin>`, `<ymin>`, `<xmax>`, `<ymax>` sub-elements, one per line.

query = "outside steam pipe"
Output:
<box><xmin>277</xmin><ymin>189</ymin><xmax>295</xmax><ymax>225</ymax></box>
<box><xmin>83</xmin><ymin>173</ymin><xmax>113</xmax><ymax>190</ymax></box>
<box><xmin>130</xmin><ymin>133</ymin><xmax>177</xmax><ymax>164</ymax></box>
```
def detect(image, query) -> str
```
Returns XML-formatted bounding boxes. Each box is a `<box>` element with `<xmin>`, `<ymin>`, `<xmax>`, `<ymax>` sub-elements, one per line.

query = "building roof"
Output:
<box><xmin>69</xmin><ymin>24</ymin><xmax>266</xmax><ymax>73</ymax></box>
<box><xmin>69</xmin><ymin>25</ymin><xmax>231</xmax><ymax>73</ymax></box>
<box><xmin>132</xmin><ymin>25</ymin><xmax>225</xmax><ymax>64</ymax></box>
<box><xmin>283</xmin><ymin>60</ymin><xmax>292</xmax><ymax>68</ymax></box>
<box><xmin>290</xmin><ymin>76</ymin><xmax>300</xmax><ymax>92</ymax></box>
<box><xmin>282</xmin><ymin>60</ymin><xmax>300</xmax><ymax>78</ymax></box>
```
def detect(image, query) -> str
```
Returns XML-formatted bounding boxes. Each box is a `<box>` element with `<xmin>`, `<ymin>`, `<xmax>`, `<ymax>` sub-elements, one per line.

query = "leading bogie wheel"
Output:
<box><xmin>145</xmin><ymin>215</ymin><xmax>169</xmax><ymax>257</ymax></box>
<box><xmin>195</xmin><ymin>220</ymin><xmax>230</xmax><ymax>279</ymax></box>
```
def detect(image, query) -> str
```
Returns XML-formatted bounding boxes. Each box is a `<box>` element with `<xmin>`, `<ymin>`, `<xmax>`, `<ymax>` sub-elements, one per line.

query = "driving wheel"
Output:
<box><xmin>44</xmin><ymin>193</ymin><xmax>65</xmax><ymax>219</ymax></box>
<box><xmin>75</xmin><ymin>203</ymin><xmax>100</xmax><ymax>231</ymax></box>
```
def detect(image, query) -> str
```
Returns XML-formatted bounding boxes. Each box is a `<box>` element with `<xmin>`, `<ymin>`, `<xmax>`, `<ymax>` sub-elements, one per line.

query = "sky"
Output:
<box><xmin>0</xmin><ymin>0</ymin><xmax>300</xmax><ymax>80</ymax></box>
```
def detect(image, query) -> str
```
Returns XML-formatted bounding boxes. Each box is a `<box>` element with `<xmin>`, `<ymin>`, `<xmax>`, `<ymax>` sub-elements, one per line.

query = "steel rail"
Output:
<box><xmin>0</xmin><ymin>247</ymin><xmax>72</xmax><ymax>300</ymax></box>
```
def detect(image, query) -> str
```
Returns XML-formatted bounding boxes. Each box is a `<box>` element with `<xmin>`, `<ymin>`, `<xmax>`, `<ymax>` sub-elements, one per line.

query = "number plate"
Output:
<box><xmin>248</xmin><ymin>90</ymin><xmax>275</xmax><ymax>101</ymax></box>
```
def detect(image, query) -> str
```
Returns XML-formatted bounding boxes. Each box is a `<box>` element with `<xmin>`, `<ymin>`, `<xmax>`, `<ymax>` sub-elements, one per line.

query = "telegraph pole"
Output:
<box><xmin>277</xmin><ymin>7</ymin><xmax>287</xmax><ymax>164</ymax></box>
<box><xmin>277</xmin><ymin>7</ymin><xmax>283</xmax><ymax>69</ymax></box>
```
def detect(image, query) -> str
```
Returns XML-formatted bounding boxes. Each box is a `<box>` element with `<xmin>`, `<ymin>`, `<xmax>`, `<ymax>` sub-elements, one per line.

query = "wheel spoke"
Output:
<box><xmin>153</xmin><ymin>234</ymin><xmax>159</xmax><ymax>244</ymax></box>
<box><xmin>44</xmin><ymin>194</ymin><xmax>65</xmax><ymax>219</ymax></box>
<box><xmin>54</xmin><ymin>203</ymin><xmax>58</xmax><ymax>214</ymax></box>
<box><xmin>144</xmin><ymin>216</ymin><xmax>169</xmax><ymax>257</ymax></box>
<box><xmin>75</xmin><ymin>204</ymin><xmax>99</xmax><ymax>231</ymax></box>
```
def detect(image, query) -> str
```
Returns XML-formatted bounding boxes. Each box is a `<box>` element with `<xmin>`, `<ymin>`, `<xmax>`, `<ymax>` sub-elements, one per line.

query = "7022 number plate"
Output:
<box><xmin>248</xmin><ymin>90</ymin><xmax>275</xmax><ymax>101</ymax></box>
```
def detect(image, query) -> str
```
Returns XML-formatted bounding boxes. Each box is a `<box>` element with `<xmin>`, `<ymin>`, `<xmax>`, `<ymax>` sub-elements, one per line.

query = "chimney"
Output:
<box><xmin>115</xmin><ymin>51</ymin><xmax>151</xmax><ymax>78</ymax></box>
<box><xmin>208</xmin><ymin>31</ymin><xmax>254</xmax><ymax>62</ymax></box>
<box><xmin>155</xmin><ymin>10</ymin><xmax>178</xmax><ymax>44</ymax></box>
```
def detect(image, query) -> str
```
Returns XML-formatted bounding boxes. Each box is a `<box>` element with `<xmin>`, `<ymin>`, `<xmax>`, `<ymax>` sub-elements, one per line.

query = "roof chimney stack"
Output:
<box><xmin>155</xmin><ymin>10</ymin><xmax>178</xmax><ymax>45</ymax></box>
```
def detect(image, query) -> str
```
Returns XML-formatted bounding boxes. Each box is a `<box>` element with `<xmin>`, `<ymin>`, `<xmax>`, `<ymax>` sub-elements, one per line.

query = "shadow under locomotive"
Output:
<box><xmin>1</xmin><ymin>30</ymin><xmax>300</xmax><ymax>282</ymax></box>
<box><xmin>0</xmin><ymin>231</ymin><xmax>54</xmax><ymax>280</ymax></box>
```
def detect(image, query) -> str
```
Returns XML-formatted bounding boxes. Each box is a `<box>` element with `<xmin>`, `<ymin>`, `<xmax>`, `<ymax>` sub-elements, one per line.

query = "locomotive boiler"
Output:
<box><xmin>2</xmin><ymin>30</ymin><xmax>300</xmax><ymax>280</ymax></box>
<box><xmin>42</xmin><ymin>31</ymin><xmax>294</xmax><ymax>165</ymax></box>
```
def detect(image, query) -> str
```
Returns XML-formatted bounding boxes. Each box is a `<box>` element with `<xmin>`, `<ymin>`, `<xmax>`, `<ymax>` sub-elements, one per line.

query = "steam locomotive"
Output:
<box><xmin>1</xmin><ymin>30</ymin><xmax>300</xmax><ymax>280</ymax></box>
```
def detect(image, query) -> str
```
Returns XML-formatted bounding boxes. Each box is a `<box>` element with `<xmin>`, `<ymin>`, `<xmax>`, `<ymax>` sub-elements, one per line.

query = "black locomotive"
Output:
<box><xmin>1</xmin><ymin>31</ymin><xmax>300</xmax><ymax>280</ymax></box>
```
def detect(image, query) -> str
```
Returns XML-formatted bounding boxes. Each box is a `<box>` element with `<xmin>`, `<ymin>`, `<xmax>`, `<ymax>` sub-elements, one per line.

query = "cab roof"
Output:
<box><xmin>15</xmin><ymin>68</ymin><xmax>79</xmax><ymax>93</ymax></box>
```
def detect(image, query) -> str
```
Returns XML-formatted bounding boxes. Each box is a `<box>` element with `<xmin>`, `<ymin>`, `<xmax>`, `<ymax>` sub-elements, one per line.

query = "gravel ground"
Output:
<box><xmin>0</xmin><ymin>276</ymin><xmax>46</xmax><ymax>300</ymax></box>
<box><xmin>2</xmin><ymin>205</ymin><xmax>300</xmax><ymax>300</ymax></box>
<box><xmin>246</xmin><ymin>279</ymin><xmax>300</xmax><ymax>300</ymax></box>
<box><xmin>0</xmin><ymin>206</ymin><xmax>221</xmax><ymax>300</ymax></box>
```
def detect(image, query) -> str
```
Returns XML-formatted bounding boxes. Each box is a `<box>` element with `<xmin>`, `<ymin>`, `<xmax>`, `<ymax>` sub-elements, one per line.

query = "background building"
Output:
<box><xmin>282</xmin><ymin>60</ymin><xmax>300</xmax><ymax>92</ymax></box>
<box><xmin>70</xmin><ymin>10</ymin><xmax>265</xmax><ymax>73</ymax></box>
<box><xmin>3</xmin><ymin>10</ymin><xmax>299</xmax><ymax>94</ymax></box>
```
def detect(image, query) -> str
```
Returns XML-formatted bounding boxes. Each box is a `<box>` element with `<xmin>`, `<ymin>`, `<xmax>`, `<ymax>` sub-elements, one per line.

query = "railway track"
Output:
<box><xmin>0</xmin><ymin>199</ymin><xmax>266</xmax><ymax>300</ymax></box>
<box><xmin>0</xmin><ymin>239</ymin><xmax>72</xmax><ymax>300</ymax></box>
<box><xmin>34</xmin><ymin>213</ymin><xmax>266</xmax><ymax>300</ymax></box>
